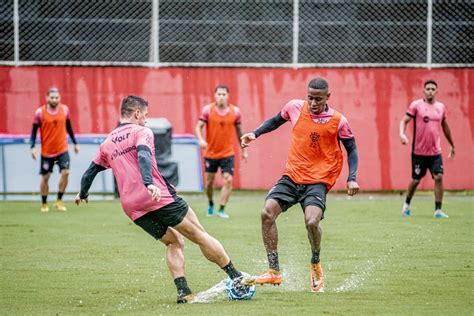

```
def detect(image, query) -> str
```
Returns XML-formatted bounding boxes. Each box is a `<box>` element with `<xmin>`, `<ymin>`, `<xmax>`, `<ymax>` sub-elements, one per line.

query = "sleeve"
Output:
<box><xmin>406</xmin><ymin>101</ymin><xmax>417</xmax><ymax>117</ymax></box>
<box><xmin>338</xmin><ymin>115</ymin><xmax>355</xmax><ymax>139</ymax></box>
<box><xmin>199</xmin><ymin>105</ymin><xmax>211</xmax><ymax>122</ymax></box>
<box><xmin>33</xmin><ymin>108</ymin><xmax>42</xmax><ymax>125</ymax></box>
<box><xmin>234</xmin><ymin>107</ymin><xmax>242</xmax><ymax>125</ymax></box>
<box><xmin>341</xmin><ymin>138</ymin><xmax>358</xmax><ymax>182</ymax></box>
<box><xmin>281</xmin><ymin>99</ymin><xmax>303</xmax><ymax>123</ymax></box>
<box><xmin>92</xmin><ymin>145</ymin><xmax>110</xmax><ymax>169</ymax></box>
<box><xmin>79</xmin><ymin>162</ymin><xmax>107</xmax><ymax>199</ymax></box>
<box><xmin>136</xmin><ymin>127</ymin><xmax>155</xmax><ymax>151</ymax></box>
<box><xmin>63</xmin><ymin>105</ymin><xmax>70</xmax><ymax>119</ymax></box>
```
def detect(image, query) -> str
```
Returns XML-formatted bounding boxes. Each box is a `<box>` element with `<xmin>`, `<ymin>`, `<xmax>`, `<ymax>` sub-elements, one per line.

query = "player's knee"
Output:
<box><xmin>61</xmin><ymin>169</ymin><xmax>70</xmax><ymax>177</ymax></box>
<box><xmin>305</xmin><ymin>217</ymin><xmax>320</xmax><ymax>231</ymax></box>
<box><xmin>223</xmin><ymin>174</ymin><xmax>233</xmax><ymax>184</ymax></box>
<box><xmin>412</xmin><ymin>178</ymin><xmax>421</xmax><ymax>185</ymax></box>
<box><xmin>261</xmin><ymin>206</ymin><xmax>277</xmax><ymax>224</ymax></box>
<box><xmin>433</xmin><ymin>174</ymin><xmax>443</xmax><ymax>182</ymax></box>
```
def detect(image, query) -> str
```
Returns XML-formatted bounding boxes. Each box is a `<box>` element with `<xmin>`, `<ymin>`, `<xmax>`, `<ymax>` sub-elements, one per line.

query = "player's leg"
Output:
<box><xmin>55</xmin><ymin>152</ymin><xmax>70</xmax><ymax>211</ymax></box>
<box><xmin>431</xmin><ymin>155</ymin><xmax>448</xmax><ymax>218</ymax></box>
<box><xmin>159</xmin><ymin>228</ymin><xmax>193</xmax><ymax>303</ymax></box>
<box><xmin>204</xmin><ymin>158</ymin><xmax>218</xmax><ymax>216</ymax></box>
<box><xmin>217</xmin><ymin>157</ymin><xmax>234</xmax><ymax>218</ymax></box>
<box><xmin>302</xmin><ymin>183</ymin><xmax>326</xmax><ymax>293</ymax></box>
<box><xmin>39</xmin><ymin>156</ymin><xmax>53</xmax><ymax>212</ymax></box>
<box><xmin>402</xmin><ymin>154</ymin><xmax>425</xmax><ymax>216</ymax></box>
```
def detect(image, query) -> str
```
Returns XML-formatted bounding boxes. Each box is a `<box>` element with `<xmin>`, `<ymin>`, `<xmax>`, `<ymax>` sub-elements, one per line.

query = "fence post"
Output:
<box><xmin>292</xmin><ymin>0</ymin><xmax>299</xmax><ymax>68</ymax></box>
<box><xmin>150</xmin><ymin>0</ymin><xmax>159</xmax><ymax>66</ymax></box>
<box><xmin>426</xmin><ymin>0</ymin><xmax>433</xmax><ymax>69</ymax></box>
<box><xmin>13</xmin><ymin>0</ymin><xmax>19</xmax><ymax>65</ymax></box>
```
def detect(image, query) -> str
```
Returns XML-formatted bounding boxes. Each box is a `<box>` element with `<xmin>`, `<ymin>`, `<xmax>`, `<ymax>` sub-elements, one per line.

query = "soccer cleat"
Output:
<box><xmin>255</xmin><ymin>269</ymin><xmax>282</xmax><ymax>286</ymax></box>
<box><xmin>40</xmin><ymin>203</ymin><xmax>49</xmax><ymax>213</ymax></box>
<box><xmin>54</xmin><ymin>200</ymin><xmax>67</xmax><ymax>212</ymax></box>
<box><xmin>402</xmin><ymin>209</ymin><xmax>411</xmax><ymax>217</ymax></box>
<box><xmin>218</xmin><ymin>211</ymin><xmax>229</xmax><ymax>219</ymax></box>
<box><xmin>176</xmin><ymin>293</ymin><xmax>194</xmax><ymax>304</ymax></box>
<box><xmin>310</xmin><ymin>263</ymin><xmax>324</xmax><ymax>293</ymax></box>
<box><xmin>207</xmin><ymin>205</ymin><xmax>214</xmax><ymax>217</ymax></box>
<box><xmin>434</xmin><ymin>210</ymin><xmax>449</xmax><ymax>218</ymax></box>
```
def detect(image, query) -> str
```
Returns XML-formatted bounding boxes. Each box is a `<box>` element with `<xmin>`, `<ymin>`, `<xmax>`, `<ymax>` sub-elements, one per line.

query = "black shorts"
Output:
<box><xmin>40</xmin><ymin>152</ymin><xmax>70</xmax><ymax>175</ymax></box>
<box><xmin>204</xmin><ymin>156</ymin><xmax>234</xmax><ymax>175</ymax></box>
<box><xmin>411</xmin><ymin>154</ymin><xmax>443</xmax><ymax>180</ymax></box>
<box><xmin>266</xmin><ymin>176</ymin><xmax>327</xmax><ymax>217</ymax></box>
<box><xmin>134</xmin><ymin>196</ymin><xmax>189</xmax><ymax>240</ymax></box>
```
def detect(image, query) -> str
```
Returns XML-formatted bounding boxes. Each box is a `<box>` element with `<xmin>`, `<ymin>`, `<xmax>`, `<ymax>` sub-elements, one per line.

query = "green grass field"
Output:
<box><xmin>1</xmin><ymin>192</ymin><xmax>473</xmax><ymax>315</ymax></box>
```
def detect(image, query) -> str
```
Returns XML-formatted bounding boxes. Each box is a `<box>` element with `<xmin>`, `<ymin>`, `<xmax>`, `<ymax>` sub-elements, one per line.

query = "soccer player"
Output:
<box><xmin>399</xmin><ymin>79</ymin><xmax>455</xmax><ymax>218</ymax></box>
<box><xmin>195</xmin><ymin>85</ymin><xmax>248</xmax><ymax>218</ymax></box>
<box><xmin>30</xmin><ymin>87</ymin><xmax>79</xmax><ymax>212</ymax></box>
<box><xmin>241</xmin><ymin>78</ymin><xmax>359</xmax><ymax>293</ymax></box>
<box><xmin>75</xmin><ymin>96</ymin><xmax>253</xmax><ymax>304</ymax></box>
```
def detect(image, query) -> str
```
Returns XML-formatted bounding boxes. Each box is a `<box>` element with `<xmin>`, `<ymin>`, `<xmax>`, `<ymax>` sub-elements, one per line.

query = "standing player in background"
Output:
<box><xmin>241</xmin><ymin>78</ymin><xmax>359</xmax><ymax>293</ymax></box>
<box><xmin>195</xmin><ymin>85</ymin><xmax>248</xmax><ymax>218</ymax></box>
<box><xmin>75</xmin><ymin>96</ymin><xmax>254</xmax><ymax>304</ymax></box>
<box><xmin>399</xmin><ymin>79</ymin><xmax>455</xmax><ymax>218</ymax></box>
<box><xmin>30</xmin><ymin>87</ymin><xmax>79</xmax><ymax>212</ymax></box>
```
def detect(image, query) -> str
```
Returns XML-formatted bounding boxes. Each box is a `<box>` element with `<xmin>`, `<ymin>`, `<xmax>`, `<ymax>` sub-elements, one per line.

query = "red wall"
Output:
<box><xmin>1</xmin><ymin>66</ymin><xmax>473</xmax><ymax>190</ymax></box>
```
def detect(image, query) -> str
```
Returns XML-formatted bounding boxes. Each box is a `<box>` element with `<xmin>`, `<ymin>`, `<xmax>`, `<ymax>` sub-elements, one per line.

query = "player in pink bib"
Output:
<box><xmin>75</xmin><ymin>96</ymin><xmax>254</xmax><ymax>304</ymax></box>
<box><xmin>399</xmin><ymin>79</ymin><xmax>455</xmax><ymax>218</ymax></box>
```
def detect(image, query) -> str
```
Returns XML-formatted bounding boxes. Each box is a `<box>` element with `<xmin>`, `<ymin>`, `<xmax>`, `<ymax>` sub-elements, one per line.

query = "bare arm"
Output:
<box><xmin>399</xmin><ymin>114</ymin><xmax>412</xmax><ymax>145</ymax></box>
<box><xmin>441</xmin><ymin>117</ymin><xmax>455</xmax><ymax>158</ymax></box>
<box><xmin>235</xmin><ymin>124</ymin><xmax>248</xmax><ymax>162</ymax></box>
<box><xmin>195</xmin><ymin>120</ymin><xmax>207</xmax><ymax>149</ymax></box>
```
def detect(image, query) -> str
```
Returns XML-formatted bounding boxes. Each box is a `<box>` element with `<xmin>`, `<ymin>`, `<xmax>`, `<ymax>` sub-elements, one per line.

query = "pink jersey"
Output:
<box><xmin>281</xmin><ymin>99</ymin><xmax>354</xmax><ymax>139</ymax></box>
<box><xmin>199</xmin><ymin>104</ymin><xmax>242</xmax><ymax>124</ymax></box>
<box><xmin>93</xmin><ymin>124</ymin><xmax>176</xmax><ymax>221</ymax></box>
<box><xmin>406</xmin><ymin>99</ymin><xmax>446</xmax><ymax>156</ymax></box>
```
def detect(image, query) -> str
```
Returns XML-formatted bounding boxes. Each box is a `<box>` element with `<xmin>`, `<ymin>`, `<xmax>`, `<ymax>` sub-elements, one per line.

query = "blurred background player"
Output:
<box><xmin>399</xmin><ymin>79</ymin><xmax>455</xmax><ymax>218</ymax></box>
<box><xmin>30</xmin><ymin>87</ymin><xmax>79</xmax><ymax>212</ymax></box>
<box><xmin>241</xmin><ymin>77</ymin><xmax>359</xmax><ymax>293</ymax></box>
<box><xmin>75</xmin><ymin>96</ymin><xmax>253</xmax><ymax>304</ymax></box>
<box><xmin>195</xmin><ymin>85</ymin><xmax>248</xmax><ymax>218</ymax></box>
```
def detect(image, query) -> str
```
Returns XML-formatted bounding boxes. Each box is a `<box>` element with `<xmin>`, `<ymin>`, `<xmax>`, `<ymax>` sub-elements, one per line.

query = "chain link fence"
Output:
<box><xmin>0</xmin><ymin>0</ymin><xmax>472</xmax><ymax>67</ymax></box>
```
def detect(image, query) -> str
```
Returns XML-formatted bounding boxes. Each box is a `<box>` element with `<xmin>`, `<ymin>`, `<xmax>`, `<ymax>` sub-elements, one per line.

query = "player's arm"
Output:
<box><xmin>441</xmin><ymin>117</ymin><xmax>455</xmax><ymax>158</ymax></box>
<box><xmin>235</xmin><ymin>124</ymin><xmax>248</xmax><ymax>162</ymax></box>
<box><xmin>341</xmin><ymin>138</ymin><xmax>359</xmax><ymax>196</ymax></box>
<box><xmin>30</xmin><ymin>123</ymin><xmax>40</xmax><ymax>160</ymax></box>
<box><xmin>137</xmin><ymin>145</ymin><xmax>161</xmax><ymax>201</ymax></box>
<box><xmin>66</xmin><ymin>118</ymin><xmax>79</xmax><ymax>154</ymax></box>
<box><xmin>75</xmin><ymin>162</ymin><xmax>107</xmax><ymax>204</ymax></box>
<box><xmin>241</xmin><ymin>112</ymin><xmax>287</xmax><ymax>147</ymax></box>
<box><xmin>195</xmin><ymin>120</ymin><xmax>207</xmax><ymax>149</ymax></box>
<box><xmin>399</xmin><ymin>114</ymin><xmax>413</xmax><ymax>145</ymax></box>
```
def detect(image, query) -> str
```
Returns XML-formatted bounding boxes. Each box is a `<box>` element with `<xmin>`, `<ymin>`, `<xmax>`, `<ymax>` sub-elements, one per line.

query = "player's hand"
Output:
<box><xmin>147</xmin><ymin>184</ymin><xmax>161</xmax><ymax>202</ymax></box>
<box><xmin>449</xmin><ymin>146</ymin><xmax>455</xmax><ymax>159</ymax></box>
<box><xmin>74</xmin><ymin>144</ymin><xmax>80</xmax><ymax>154</ymax></box>
<box><xmin>400</xmin><ymin>134</ymin><xmax>408</xmax><ymax>145</ymax></box>
<box><xmin>198</xmin><ymin>139</ymin><xmax>208</xmax><ymax>149</ymax></box>
<box><xmin>74</xmin><ymin>193</ymin><xmax>88</xmax><ymax>205</ymax></box>
<box><xmin>241</xmin><ymin>133</ymin><xmax>256</xmax><ymax>148</ymax></box>
<box><xmin>347</xmin><ymin>181</ymin><xmax>359</xmax><ymax>196</ymax></box>
<box><xmin>242</xmin><ymin>147</ymin><xmax>248</xmax><ymax>163</ymax></box>
<box><xmin>31</xmin><ymin>148</ymin><xmax>37</xmax><ymax>160</ymax></box>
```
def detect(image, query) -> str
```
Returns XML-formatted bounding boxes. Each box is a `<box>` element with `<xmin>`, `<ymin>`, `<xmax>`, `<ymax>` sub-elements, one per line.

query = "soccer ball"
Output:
<box><xmin>224</xmin><ymin>273</ymin><xmax>256</xmax><ymax>301</ymax></box>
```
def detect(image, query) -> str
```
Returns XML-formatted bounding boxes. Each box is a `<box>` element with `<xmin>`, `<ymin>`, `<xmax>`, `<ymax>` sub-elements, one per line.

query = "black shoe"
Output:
<box><xmin>176</xmin><ymin>292</ymin><xmax>193</xmax><ymax>304</ymax></box>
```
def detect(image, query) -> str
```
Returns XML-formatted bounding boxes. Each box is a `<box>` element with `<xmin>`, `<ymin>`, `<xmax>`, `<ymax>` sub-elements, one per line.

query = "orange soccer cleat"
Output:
<box><xmin>310</xmin><ymin>263</ymin><xmax>324</xmax><ymax>293</ymax></box>
<box><xmin>255</xmin><ymin>269</ymin><xmax>282</xmax><ymax>286</ymax></box>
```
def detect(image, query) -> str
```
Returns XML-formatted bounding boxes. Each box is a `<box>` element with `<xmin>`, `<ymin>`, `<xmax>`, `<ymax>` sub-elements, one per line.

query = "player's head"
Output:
<box><xmin>120</xmin><ymin>95</ymin><xmax>148</xmax><ymax>126</ymax></box>
<box><xmin>214</xmin><ymin>85</ymin><xmax>229</xmax><ymax>106</ymax></box>
<box><xmin>423</xmin><ymin>79</ymin><xmax>437</xmax><ymax>102</ymax></box>
<box><xmin>46</xmin><ymin>87</ymin><xmax>60</xmax><ymax>108</ymax></box>
<box><xmin>307</xmin><ymin>78</ymin><xmax>330</xmax><ymax>115</ymax></box>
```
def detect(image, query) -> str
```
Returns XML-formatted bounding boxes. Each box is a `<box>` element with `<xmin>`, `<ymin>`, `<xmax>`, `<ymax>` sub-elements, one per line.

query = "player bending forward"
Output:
<box><xmin>241</xmin><ymin>78</ymin><xmax>359</xmax><ymax>292</ymax></box>
<box><xmin>75</xmin><ymin>96</ymin><xmax>253</xmax><ymax>303</ymax></box>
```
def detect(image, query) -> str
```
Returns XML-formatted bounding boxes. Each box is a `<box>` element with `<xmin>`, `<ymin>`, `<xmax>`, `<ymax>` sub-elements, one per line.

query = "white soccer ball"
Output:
<box><xmin>224</xmin><ymin>273</ymin><xmax>256</xmax><ymax>301</ymax></box>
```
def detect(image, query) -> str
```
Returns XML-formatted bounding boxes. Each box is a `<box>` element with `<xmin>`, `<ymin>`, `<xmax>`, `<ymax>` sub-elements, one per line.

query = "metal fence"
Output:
<box><xmin>0</xmin><ymin>0</ymin><xmax>472</xmax><ymax>68</ymax></box>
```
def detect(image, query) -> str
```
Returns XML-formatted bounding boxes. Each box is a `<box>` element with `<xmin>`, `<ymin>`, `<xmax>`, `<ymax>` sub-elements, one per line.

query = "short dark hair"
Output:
<box><xmin>47</xmin><ymin>87</ymin><xmax>59</xmax><ymax>95</ymax></box>
<box><xmin>308</xmin><ymin>78</ymin><xmax>329</xmax><ymax>91</ymax></box>
<box><xmin>120</xmin><ymin>95</ymin><xmax>148</xmax><ymax>117</ymax></box>
<box><xmin>215</xmin><ymin>85</ymin><xmax>229</xmax><ymax>93</ymax></box>
<box><xmin>424</xmin><ymin>79</ymin><xmax>437</xmax><ymax>88</ymax></box>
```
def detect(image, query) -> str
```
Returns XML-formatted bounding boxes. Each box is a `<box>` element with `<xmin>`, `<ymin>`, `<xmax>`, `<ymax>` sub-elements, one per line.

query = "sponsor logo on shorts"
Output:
<box><xmin>42</xmin><ymin>162</ymin><xmax>49</xmax><ymax>170</ymax></box>
<box><xmin>414</xmin><ymin>164</ymin><xmax>421</xmax><ymax>175</ymax></box>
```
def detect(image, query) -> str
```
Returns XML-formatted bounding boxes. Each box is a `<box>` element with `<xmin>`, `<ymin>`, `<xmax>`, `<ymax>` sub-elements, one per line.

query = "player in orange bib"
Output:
<box><xmin>241</xmin><ymin>78</ymin><xmax>359</xmax><ymax>293</ymax></box>
<box><xmin>195</xmin><ymin>85</ymin><xmax>248</xmax><ymax>219</ymax></box>
<box><xmin>30</xmin><ymin>87</ymin><xmax>79</xmax><ymax>212</ymax></box>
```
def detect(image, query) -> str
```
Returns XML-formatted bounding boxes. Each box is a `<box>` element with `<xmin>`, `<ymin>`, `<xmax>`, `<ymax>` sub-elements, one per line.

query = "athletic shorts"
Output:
<box><xmin>266</xmin><ymin>175</ymin><xmax>327</xmax><ymax>217</ymax></box>
<box><xmin>40</xmin><ymin>152</ymin><xmax>70</xmax><ymax>175</ymax></box>
<box><xmin>134</xmin><ymin>196</ymin><xmax>189</xmax><ymax>240</ymax></box>
<box><xmin>411</xmin><ymin>154</ymin><xmax>443</xmax><ymax>180</ymax></box>
<box><xmin>204</xmin><ymin>156</ymin><xmax>234</xmax><ymax>175</ymax></box>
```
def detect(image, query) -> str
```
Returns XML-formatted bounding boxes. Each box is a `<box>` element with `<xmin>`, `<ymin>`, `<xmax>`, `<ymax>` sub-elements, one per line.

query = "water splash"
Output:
<box><xmin>190</xmin><ymin>280</ymin><xmax>228</xmax><ymax>304</ymax></box>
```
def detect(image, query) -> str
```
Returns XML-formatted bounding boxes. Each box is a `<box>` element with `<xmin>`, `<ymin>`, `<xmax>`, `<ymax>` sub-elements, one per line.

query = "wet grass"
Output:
<box><xmin>1</xmin><ymin>192</ymin><xmax>473</xmax><ymax>315</ymax></box>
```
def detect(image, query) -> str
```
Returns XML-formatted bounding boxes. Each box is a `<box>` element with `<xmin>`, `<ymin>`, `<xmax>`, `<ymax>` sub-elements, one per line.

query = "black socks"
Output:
<box><xmin>222</xmin><ymin>261</ymin><xmax>242</xmax><ymax>279</ymax></box>
<box><xmin>267</xmin><ymin>251</ymin><xmax>280</xmax><ymax>271</ymax></box>
<box><xmin>174</xmin><ymin>277</ymin><xmax>192</xmax><ymax>296</ymax></box>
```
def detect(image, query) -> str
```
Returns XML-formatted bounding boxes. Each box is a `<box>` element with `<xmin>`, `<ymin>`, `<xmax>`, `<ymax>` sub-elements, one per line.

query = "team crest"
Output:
<box><xmin>414</xmin><ymin>164</ymin><xmax>421</xmax><ymax>175</ymax></box>
<box><xmin>309</xmin><ymin>132</ymin><xmax>320</xmax><ymax>148</ymax></box>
